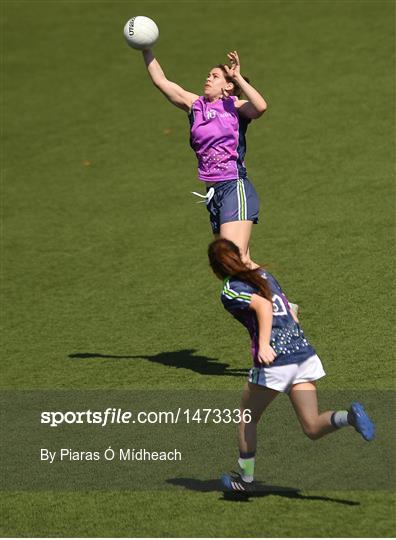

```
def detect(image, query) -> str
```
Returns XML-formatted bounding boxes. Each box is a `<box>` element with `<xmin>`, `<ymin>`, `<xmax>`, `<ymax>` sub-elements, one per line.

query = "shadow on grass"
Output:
<box><xmin>68</xmin><ymin>349</ymin><xmax>248</xmax><ymax>377</ymax></box>
<box><xmin>166</xmin><ymin>478</ymin><xmax>360</xmax><ymax>506</ymax></box>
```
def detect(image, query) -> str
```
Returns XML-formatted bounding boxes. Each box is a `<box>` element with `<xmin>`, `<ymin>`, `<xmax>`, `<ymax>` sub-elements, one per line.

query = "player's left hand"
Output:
<box><xmin>257</xmin><ymin>344</ymin><xmax>276</xmax><ymax>366</ymax></box>
<box><xmin>224</xmin><ymin>51</ymin><xmax>241</xmax><ymax>79</ymax></box>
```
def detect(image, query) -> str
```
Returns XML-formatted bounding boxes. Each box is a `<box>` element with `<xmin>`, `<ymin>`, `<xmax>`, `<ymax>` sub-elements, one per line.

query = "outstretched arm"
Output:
<box><xmin>142</xmin><ymin>49</ymin><xmax>199</xmax><ymax>112</ymax></box>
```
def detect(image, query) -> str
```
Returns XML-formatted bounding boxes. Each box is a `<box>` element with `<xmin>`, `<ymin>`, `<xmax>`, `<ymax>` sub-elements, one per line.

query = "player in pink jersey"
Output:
<box><xmin>140</xmin><ymin>49</ymin><xmax>267</xmax><ymax>268</ymax></box>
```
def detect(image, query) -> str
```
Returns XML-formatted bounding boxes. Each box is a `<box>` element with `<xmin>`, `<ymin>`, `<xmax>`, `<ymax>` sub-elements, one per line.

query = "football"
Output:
<box><xmin>123</xmin><ymin>16</ymin><xmax>159</xmax><ymax>50</ymax></box>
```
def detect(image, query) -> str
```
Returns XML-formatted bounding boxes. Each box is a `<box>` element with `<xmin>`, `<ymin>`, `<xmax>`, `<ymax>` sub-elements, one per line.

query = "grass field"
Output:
<box><xmin>1</xmin><ymin>0</ymin><xmax>395</xmax><ymax>537</ymax></box>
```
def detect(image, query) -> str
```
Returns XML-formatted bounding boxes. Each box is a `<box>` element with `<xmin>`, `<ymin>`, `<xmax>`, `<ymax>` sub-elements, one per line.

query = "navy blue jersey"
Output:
<box><xmin>221</xmin><ymin>270</ymin><xmax>316</xmax><ymax>366</ymax></box>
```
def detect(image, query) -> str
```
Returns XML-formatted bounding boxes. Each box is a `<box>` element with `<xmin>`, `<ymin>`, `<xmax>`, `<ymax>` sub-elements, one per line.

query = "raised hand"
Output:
<box><xmin>224</xmin><ymin>50</ymin><xmax>241</xmax><ymax>79</ymax></box>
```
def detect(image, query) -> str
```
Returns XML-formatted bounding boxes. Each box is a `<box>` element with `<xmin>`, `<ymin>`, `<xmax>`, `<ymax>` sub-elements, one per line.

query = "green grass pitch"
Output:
<box><xmin>1</xmin><ymin>0</ymin><xmax>395</xmax><ymax>536</ymax></box>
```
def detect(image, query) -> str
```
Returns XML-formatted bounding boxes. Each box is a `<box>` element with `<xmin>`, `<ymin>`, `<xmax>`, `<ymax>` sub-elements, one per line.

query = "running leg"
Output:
<box><xmin>288</xmin><ymin>382</ymin><xmax>336</xmax><ymax>440</ymax></box>
<box><xmin>221</xmin><ymin>382</ymin><xmax>278</xmax><ymax>491</ymax></box>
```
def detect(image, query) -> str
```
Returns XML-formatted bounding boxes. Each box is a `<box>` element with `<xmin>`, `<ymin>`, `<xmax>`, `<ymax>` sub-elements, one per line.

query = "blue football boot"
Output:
<box><xmin>349</xmin><ymin>402</ymin><xmax>375</xmax><ymax>441</ymax></box>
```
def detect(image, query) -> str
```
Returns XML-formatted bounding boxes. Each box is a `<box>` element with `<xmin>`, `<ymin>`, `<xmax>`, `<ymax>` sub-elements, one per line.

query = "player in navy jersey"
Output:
<box><xmin>140</xmin><ymin>49</ymin><xmax>267</xmax><ymax>267</ymax></box>
<box><xmin>208</xmin><ymin>238</ymin><xmax>375</xmax><ymax>493</ymax></box>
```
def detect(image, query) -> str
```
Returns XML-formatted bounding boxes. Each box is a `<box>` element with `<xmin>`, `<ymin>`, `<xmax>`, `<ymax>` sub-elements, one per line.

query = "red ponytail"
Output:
<box><xmin>208</xmin><ymin>239</ymin><xmax>271</xmax><ymax>301</ymax></box>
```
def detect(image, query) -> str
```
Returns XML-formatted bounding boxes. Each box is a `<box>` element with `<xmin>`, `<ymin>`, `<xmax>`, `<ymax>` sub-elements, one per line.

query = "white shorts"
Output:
<box><xmin>248</xmin><ymin>354</ymin><xmax>326</xmax><ymax>393</ymax></box>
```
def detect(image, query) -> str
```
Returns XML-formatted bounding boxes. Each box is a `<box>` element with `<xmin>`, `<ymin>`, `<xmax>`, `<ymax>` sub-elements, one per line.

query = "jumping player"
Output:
<box><xmin>208</xmin><ymin>238</ymin><xmax>375</xmax><ymax>492</ymax></box>
<box><xmin>141</xmin><ymin>49</ymin><xmax>267</xmax><ymax>267</ymax></box>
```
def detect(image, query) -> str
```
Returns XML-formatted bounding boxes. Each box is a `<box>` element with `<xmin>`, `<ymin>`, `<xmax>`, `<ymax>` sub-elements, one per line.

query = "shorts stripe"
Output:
<box><xmin>236</xmin><ymin>180</ymin><xmax>241</xmax><ymax>219</ymax></box>
<box><xmin>250</xmin><ymin>368</ymin><xmax>260</xmax><ymax>384</ymax></box>
<box><xmin>237</xmin><ymin>179</ymin><xmax>247</xmax><ymax>220</ymax></box>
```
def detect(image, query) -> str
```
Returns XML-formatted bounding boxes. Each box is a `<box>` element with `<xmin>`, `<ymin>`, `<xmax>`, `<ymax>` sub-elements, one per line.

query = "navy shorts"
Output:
<box><xmin>206</xmin><ymin>178</ymin><xmax>260</xmax><ymax>234</ymax></box>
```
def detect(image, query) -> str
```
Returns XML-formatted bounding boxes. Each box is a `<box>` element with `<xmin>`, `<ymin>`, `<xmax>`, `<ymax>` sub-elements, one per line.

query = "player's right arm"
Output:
<box><xmin>142</xmin><ymin>49</ymin><xmax>198</xmax><ymax>112</ymax></box>
<box><xmin>250</xmin><ymin>294</ymin><xmax>276</xmax><ymax>366</ymax></box>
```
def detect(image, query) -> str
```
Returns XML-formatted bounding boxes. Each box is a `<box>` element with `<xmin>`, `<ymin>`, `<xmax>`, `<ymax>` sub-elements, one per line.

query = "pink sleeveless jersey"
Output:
<box><xmin>188</xmin><ymin>95</ymin><xmax>250</xmax><ymax>182</ymax></box>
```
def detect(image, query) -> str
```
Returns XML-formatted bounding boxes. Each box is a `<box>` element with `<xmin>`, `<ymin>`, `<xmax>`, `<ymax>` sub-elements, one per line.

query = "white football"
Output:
<box><xmin>123</xmin><ymin>16</ymin><xmax>159</xmax><ymax>50</ymax></box>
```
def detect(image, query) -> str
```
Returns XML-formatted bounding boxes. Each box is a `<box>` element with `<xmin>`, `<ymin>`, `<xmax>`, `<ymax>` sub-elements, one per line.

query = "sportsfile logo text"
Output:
<box><xmin>40</xmin><ymin>407</ymin><xmax>252</xmax><ymax>427</ymax></box>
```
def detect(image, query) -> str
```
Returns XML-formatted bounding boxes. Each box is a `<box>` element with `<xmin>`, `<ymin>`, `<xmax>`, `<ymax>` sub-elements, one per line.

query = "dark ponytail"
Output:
<box><xmin>208</xmin><ymin>239</ymin><xmax>272</xmax><ymax>301</ymax></box>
